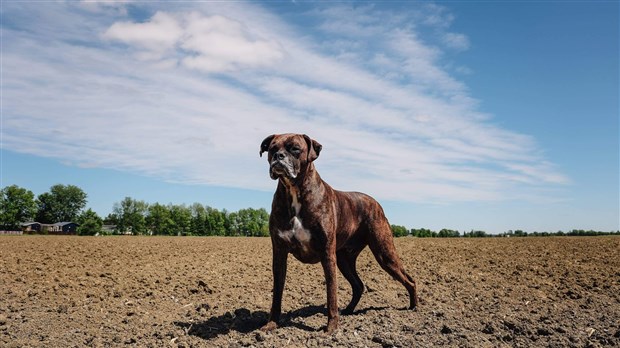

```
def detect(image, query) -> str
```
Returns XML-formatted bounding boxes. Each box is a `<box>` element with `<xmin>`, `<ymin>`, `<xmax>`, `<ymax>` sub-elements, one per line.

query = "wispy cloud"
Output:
<box><xmin>103</xmin><ymin>11</ymin><xmax>285</xmax><ymax>72</ymax></box>
<box><xmin>103</xmin><ymin>11</ymin><xmax>182</xmax><ymax>54</ymax></box>
<box><xmin>443</xmin><ymin>32</ymin><xmax>470</xmax><ymax>51</ymax></box>
<box><xmin>2</xmin><ymin>1</ymin><xmax>568</xmax><ymax>203</ymax></box>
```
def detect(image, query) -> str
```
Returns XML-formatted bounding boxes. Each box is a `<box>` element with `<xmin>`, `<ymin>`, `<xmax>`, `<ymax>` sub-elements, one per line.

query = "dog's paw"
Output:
<box><xmin>260</xmin><ymin>321</ymin><xmax>278</xmax><ymax>332</ymax></box>
<box><xmin>323</xmin><ymin>320</ymin><xmax>339</xmax><ymax>335</ymax></box>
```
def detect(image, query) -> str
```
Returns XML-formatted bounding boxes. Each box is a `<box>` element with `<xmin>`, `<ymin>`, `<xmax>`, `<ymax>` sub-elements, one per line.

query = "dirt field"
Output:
<box><xmin>1</xmin><ymin>236</ymin><xmax>619</xmax><ymax>347</ymax></box>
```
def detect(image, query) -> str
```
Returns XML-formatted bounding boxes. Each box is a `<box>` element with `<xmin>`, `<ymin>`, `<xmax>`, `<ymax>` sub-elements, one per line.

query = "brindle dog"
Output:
<box><xmin>259</xmin><ymin>133</ymin><xmax>418</xmax><ymax>334</ymax></box>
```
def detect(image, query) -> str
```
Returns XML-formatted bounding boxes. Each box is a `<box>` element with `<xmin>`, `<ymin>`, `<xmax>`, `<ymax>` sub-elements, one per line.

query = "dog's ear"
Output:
<box><xmin>303</xmin><ymin>134</ymin><xmax>322</xmax><ymax>162</ymax></box>
<box><xmin>260</xmin><ymin>134</ymin><xmax>275</xmax><ymax>157</ymax></box>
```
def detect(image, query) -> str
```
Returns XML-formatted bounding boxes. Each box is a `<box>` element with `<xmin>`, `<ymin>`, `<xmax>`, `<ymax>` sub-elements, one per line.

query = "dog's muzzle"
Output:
<box><xmin>270</xmin><ymin>160</ymin><xmax>296</xmax><ymax>179</ymax></box>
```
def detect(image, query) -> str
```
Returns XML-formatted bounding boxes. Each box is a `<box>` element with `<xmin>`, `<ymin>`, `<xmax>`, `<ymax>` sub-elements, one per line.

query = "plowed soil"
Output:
<box><xmin>1</xmin><ymin>236</ymin><xmax>619</xmax><ymax>347</ymax></box>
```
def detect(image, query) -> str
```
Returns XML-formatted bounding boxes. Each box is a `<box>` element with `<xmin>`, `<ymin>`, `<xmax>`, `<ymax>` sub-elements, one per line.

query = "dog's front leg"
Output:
<box><xmin>321</xmin><ymin>244</ymin><xmax>339</xmax><ymax>334</ymax></box>
<box><xmin>261</xmin><ymin>246</ymin><xmax>288</xmax><ymax>332</ymax></box>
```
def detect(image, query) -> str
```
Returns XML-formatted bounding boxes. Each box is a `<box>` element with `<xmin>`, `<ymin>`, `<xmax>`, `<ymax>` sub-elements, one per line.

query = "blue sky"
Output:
<box><xmin>1</xmin><ymin>1</ymin><xmax>618</xmax><ymax>233</ymax></box>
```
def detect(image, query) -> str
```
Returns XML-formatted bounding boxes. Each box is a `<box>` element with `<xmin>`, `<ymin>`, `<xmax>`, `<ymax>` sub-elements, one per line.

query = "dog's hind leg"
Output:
<box><xmin>336</xmin><ymin>249</ymin><xmax>364</xmax><ymax>315</ymax></box>
<box><xmin>367</xmin><ymin>225</ymin><xmax>418</xmax><ymax>310</ymax></box>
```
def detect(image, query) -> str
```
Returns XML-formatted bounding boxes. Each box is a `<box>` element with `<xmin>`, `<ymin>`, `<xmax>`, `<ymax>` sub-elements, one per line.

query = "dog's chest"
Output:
<box><xmin>278</xmin><ymin>216</ymin><xmax>311</xmax><ymax>246</ymax></box>
<box><xmin>277</xmin><ymin>215</ymin><xmax>318</xmax><ymax>263</ymax></box>
<box><xmin>274</xmin><ymin>183</ymin><xmax>320</xmax><ymax>263</ymax></box>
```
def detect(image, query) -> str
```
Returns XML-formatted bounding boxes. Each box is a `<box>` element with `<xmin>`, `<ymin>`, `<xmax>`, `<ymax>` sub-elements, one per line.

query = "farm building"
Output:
<box><xmin>21</xmin><ymin>222</ymin><xmax>42</xmax><ymax>233</ymax></box>
<box><xmin>22</xmin><ymin>222</ymin><xmax>79</xmax><ymax>235</ymax></box>
<box><xmin>45</xmin><ymin>222</ymin><xmax>79</xmax><ymax>235</ymax></box>
<box><xmin>102</xmin><ymin>225</ymin><xmax>116</xmax><ymax>234</ymax></box>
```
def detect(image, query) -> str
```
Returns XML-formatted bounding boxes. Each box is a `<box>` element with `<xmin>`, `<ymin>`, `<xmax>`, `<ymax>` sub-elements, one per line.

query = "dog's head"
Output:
<box><xmin>260</xmin><ymin>133</ymin><xmax>322</xmax><ymax>181</ymax></box>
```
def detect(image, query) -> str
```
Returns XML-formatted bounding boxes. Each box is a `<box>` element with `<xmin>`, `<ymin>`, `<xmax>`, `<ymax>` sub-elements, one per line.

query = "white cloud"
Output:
<box><xmin>2</xmin><ymin>2</ymin><xmax>568</xmax><ymax>204</ymax></box>
<box><xmin>103</xmin><ymin>10</ymin><xmax>284</xmax><ymax>72</ymax></box>
<box><xmin>103</xmin><ymin>11</ymin><xmax>182</xmax><ymax>55</ymax></box>
<box><xmin>443</xmin><ymin>32</ymin><xmax>470</xmax><ymax>51</ymax></box>
<box><xmin>180</xmin><ymin>13</ymin><xmax>284</xmax><ymax>72</ymax></box>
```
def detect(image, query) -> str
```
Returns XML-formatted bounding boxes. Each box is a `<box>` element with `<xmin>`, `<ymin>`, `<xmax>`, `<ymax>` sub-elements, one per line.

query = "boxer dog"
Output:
<box><xmin>259</xmin><ymin>133</ymin><xmax>418</xmax><ymax>334</ymax></box>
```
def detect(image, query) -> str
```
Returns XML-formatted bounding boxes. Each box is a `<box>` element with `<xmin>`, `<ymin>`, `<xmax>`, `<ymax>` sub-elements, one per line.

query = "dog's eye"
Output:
<box><xmin>290</xmin><ymin>146</ymin><xmax>301</xmax><ymax>154</ymax></box>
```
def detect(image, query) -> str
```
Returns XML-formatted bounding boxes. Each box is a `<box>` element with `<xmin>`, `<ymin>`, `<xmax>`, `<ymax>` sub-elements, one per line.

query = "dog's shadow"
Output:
<box><xmin>175</xmin><ymin>305</ymin><xmax>387</xmax><ymax>340</ymax></box>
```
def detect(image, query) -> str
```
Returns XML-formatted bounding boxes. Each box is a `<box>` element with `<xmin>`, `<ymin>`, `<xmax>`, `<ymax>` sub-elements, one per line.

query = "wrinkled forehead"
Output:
<box><xmin>272</xmin><ymin>133</ymin><xmax>306</xmax><ymax>147</ymax></box>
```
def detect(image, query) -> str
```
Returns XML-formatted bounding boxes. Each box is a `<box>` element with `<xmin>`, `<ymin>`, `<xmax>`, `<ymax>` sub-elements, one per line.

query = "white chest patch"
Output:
<box><xmin>278</xmin><ymin>216</ymin><xmax>312</xmax><ymax>247</ymax></box>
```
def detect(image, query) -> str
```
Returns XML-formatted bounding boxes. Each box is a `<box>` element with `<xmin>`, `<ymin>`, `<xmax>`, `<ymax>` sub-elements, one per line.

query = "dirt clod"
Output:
<box><xmin>440</xmin><ymin>325</ymin><xmax>453</xmax><ymax>334</ymax></box>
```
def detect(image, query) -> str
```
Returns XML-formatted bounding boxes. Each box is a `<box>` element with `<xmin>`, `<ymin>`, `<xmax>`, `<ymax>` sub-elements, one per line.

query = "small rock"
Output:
<box><xmin>441</xmin><ymin>325</ymin><xmax>453</xmax><ymax>334</ymax></box>
<box><xmin>238</xmin><ymin>337</ymin><xmax>253</xmax><ymax>347</ymax></box>
<box><xmin>565</xmin><ymin>290</ymin><xmax>582</xmax><ymax>299</ymax></box>
<box><xmin>537</xmin><ymin>327</ymin><xmax>551</xmax><ymax>336</ymax></box>
<box><xmin>482</xmin><ymin>323</ymin><xmax>495</xmax><ymax>334</ymax></box>
<box><xmin>195</xmin><ymin>303</ymin><xmax>211</xmax><ymax>314</ymax></box>
<box><xmin>402</xmin><ymin>325</ymin><xmax>416</xmax><ymax>332</ymax></box>
<box><xmin>503</xmin><ymin>320</ymin><xmax>524</xmax><ymax>334</ymax></box>
<box><xmin>372</xmin><ymin>335</ymin><xmax>394</xmax><ymax>347</ymax></box>
<box><xmin>255</xmin><ymin>331</ymin><xmax>267</xmax><ymax>342</ymax></box>
<box><xmin>198</xmin><ymin>280</ymin><xmax>213</xmax><ymax>294</ymax></box>
<box><xmin>502</xmin><ymin>334</ymin><xmax>514</xmax><ymax>342</ymax></box>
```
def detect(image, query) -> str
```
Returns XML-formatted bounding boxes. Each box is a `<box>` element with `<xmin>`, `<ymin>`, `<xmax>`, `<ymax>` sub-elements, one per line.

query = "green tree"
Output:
<box><xmin>438</xmin><ymin>229</ymin><xmax>460</xmax><ymax>238</ymax></box>
<box><xmin>36</xmin><ymin>184</ymin><xmax>87</xmax><ymax>223</ymax></box>
<box><xmin>0</xmin><ymin>185</ymin><xmax>37</xmax><ymax>230</ymax></box>
<box><xmin>76</xmin><ymin>209</ymin><xmax>103</xmax><ymax>236</ymax></box>
<box><xmin>103</xmin><ymin>213</ymin><xmax>118</xmax><ymax>225</ymax></box>
<box><xmin>227</xmin><ymin>211</ymin><xmax>240</xmax><ymax>236</ymax></box>
<box><xmin>391</xmin><ymin>224</ymin><xmax>409</xmax><ymax>237</ymax></box>
<box><xmin>169</xmin><ymin>204</ymin><xmax>192</xmax><ymax>236</ymax></box>
<box><xmin>235</xmin><ymin>208</ymin><xmax>270</xmax><ymax>236</ymax></box>
<box><xmin>464</xmin><ymin>230</ymin><xmax>488</xmax><ymax>238</ymax></box>
<box><xmin>259</xmin><ymin>221</ymin><xmax>270</xmax><ymax>236</ymax></box>
<box><xmin>205</xmin><ymin>206</ymin><xmax>227</xmax><ymax>236</ymax></box>
<box><xmin>190</xmin><ymin>203</ymin><xmax>207</xmax><ymax>235</ymax></box>
<box><xmin>112</xmin><ymin>197</ymin><xmax>148</xmax><ymax>235</ymax></box>
<box><xmin>254</xmin><ymin>208</ymin><xmax>270</xmax><ymax>237</ymax></box>
<box><xmin>146</xmin><ymin>203</ymin><xmax>174</xmax><ymax>235</ymax></box>
<box><xmin>411</xmin><ymin>228</ymin><xmax>434</xmax><ymax>238</ymax></box>
<box><xmin>237</xmin><ymin>209</ymin><xmax>252</xmax><ymax>236</ymax></box>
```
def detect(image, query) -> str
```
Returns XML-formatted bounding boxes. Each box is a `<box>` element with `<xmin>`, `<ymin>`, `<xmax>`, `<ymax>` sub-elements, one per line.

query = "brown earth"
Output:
<box><xmin>1</xmin><ymin>236</ymin><xmax>619</xmax><ymax>347</ymax></box>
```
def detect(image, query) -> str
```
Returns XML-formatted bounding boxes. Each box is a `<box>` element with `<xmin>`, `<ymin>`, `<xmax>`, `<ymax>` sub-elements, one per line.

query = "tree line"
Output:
<box><xmin>106</xmin><ymin>197</ymin><xmax>269</xmax><ymax>236</ymax></box>
<box><xmin>2</xmin><ymin>184</ymin><xmax>618</xmax><ymax>237</ymax></box>
<box><xmin>0</xmin><ymin>184</ymin><xmax>268</xmax><ymax>236</ymax></box>
<box><xmin>389</xmin><ymin>225</ymin><xmax>620</xmax><ymax>238</ymax></box>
